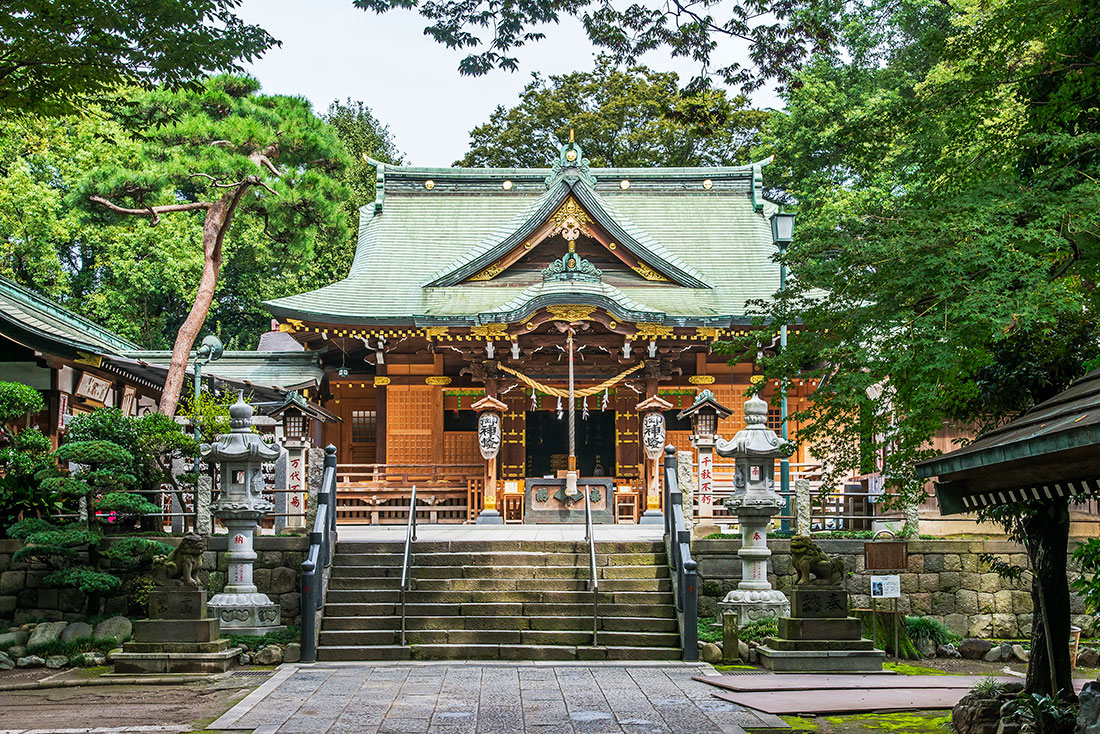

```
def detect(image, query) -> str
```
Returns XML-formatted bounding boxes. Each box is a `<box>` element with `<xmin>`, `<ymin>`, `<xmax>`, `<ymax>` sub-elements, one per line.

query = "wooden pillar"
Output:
<box><xmin>375</xmin><ymin>371</ymin><xmax>387</xmax><ymax>464</ymax></box>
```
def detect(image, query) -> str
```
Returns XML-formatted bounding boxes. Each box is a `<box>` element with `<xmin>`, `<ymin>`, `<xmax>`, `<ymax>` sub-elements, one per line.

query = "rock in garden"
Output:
<box><xmin>938</xmin><ymin>643</ymin><xmax>962</xmax><ymax>658</ymax></box>
<box><xmin>237</xmin><ymin>642</ymin><xmax>250</xmax><ymax>653</ymax></box>
<box><xmin>952</xmin><ymin>689</ymin><xmax>1005</xmax><ymax>734</ymax></box>
<box><xmin>959</xmin><ymin>638</ymin><xmax>993</xmax><ymax>660</ymax></box>
<box><xmin>738</xmin><ymin>640</ymin><xmax>750</xmax><ymax>662</ymax></box>
<box><xmin>8</xmin><ymin>645</ymin><xmax>26</xmax><ymax>658</ymax></box>
<box><xmin>916</xmin><ymin>637</ymin><xmax>937</xmax><ymax>658</ymax></box>
<box><xmin>238</xmin><ymin>653</ymin><xmax>251</xmax><ymax>665</ymax></box>
<box><xmin>1078</xmin><ymin>647</ymin><xmax>1100</xmax><ymax>668</ymax></box>
<box><xmin>0</xmin><ymin>651</ymin><xmax>14</xmax><ymax>670</ymax></box>
<box><xmin>45</xmin><ymin>655</ymin><xmax>68</xmax><ymax>669</ymax></box>
<box><xmin>1078</xmin><ymin>681</ymin><xmax>1100</xmax><ymax>734</ymax></box>
<box><xmin>748</xmin><ymin>648</ymin><xmax>759</xmax><ymax>665</ymax></box>
<box><xmin>983</xmin><ymin>645</ymin><xmax>1003</xmax><ymax>662</ymax></box>
<box><xmin>1011</xmin><ymin>644</ymin><xmax>1028</xmax><ymax>663</ymax></box>
<box><xmin>701</xmin><ymin>643</ymin><xmax>722</xmax><ymax>664</ymax></box>
<box><xmin>93</xmin><ymin>616</ymin><xmax>132</xmax><ymax>645</ymax></box>
<box><xmin>27</xmin><ymin>621</ymin><xmax>67</xmax><ymax>648</ymax></box>
<box><xmin>60</xmin><ymin>622</ymin><xmax>93</xmax><ymax>643</ymax></box>
<box><xmin>283</xmin><ymin>643</ymin><xmax>301</xmax><ymax>663</ymax></box>
<box><xmin>16</xmin><ymin>655</ymin><xmax>45</xmax><ymax>668</ymax></box>
<box><xmin>79</xmin><ymin>652</ymin><xmax>106</xmax><ymax>667</ymax></box>
<box><xmin>0</xmin><ymin>630</ymin><xmax>29</xmax><ymax>647</ymax></box>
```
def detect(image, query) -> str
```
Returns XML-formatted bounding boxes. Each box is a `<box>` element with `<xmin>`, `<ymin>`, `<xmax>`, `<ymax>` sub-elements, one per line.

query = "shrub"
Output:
<box><xmin>739</xmin><ymin>617</ymin><xmax>779</xmax><ymax>642</ymax></box>
<box><xmin>972</xmin><ymin>677</ymin><xmax>1004</xmax><ymax>697</ymax></box>
<box><xmin>905</xmin><ymin>616</ymin><xmax>959</xmax><ymax>646</ymax></box>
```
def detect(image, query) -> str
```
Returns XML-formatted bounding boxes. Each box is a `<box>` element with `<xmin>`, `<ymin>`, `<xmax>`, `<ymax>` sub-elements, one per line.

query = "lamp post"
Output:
<box><xmin>636</xmin><ymin>395</ymin><xmax>673</xmax><ymax>525</ymax></box>
<box><xmin>189</xmin><ymin>335</ymin><xmax>222</xmax><ymax>534</ymax></box>
<box><xmin>677</xmin><ymin>390</ymin><xmax>733</xmax><ymax>536</ymax></box>
<box><xmin>716</xmin><ymin>393</ymin><xmax>795</xmax><ymax>626</ymax></box>
<box><xmin>770</xmin><ymin>211</ymin><xmax>795</xmax><ymax>531</ymax></box>
<box><xmin>472</xmin><ymin>395</ymin><xmax>507</xmax><ymax>524</ymax></box>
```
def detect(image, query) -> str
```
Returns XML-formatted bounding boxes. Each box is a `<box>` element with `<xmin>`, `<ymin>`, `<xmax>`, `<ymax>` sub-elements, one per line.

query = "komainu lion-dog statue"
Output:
<box><xmin>790</xmin><ymin>534</ymin><xmax>845</xmax><ymax>587</ymax></box>
<box><xmin>151</xmin><ymin>533</ymin><xmax>204</xmax><ymax>587</ymax></box>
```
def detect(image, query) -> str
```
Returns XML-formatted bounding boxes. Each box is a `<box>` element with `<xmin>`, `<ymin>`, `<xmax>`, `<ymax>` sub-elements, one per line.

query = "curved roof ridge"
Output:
<box><xmin>475</xmin><ymin>280</ymin><xmax>666</xmax><ymax>325</ymax></box>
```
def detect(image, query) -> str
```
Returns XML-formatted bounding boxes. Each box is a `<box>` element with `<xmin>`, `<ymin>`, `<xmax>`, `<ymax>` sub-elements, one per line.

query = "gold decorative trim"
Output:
<box><xmin>470</xmin><ymin>323</ymin><xmax>510</xmax><ymax>339</ymax></box>
<box><xmin>424</xmin><ymin>179</ymin><xmax>435</xmax><ymax>190</ymax></box>
<box><xmin>550</xmin><ymin>197</ymin><xmax>592</xmax><ymax>241</ymax></box>
<box><xmin>426</xmin><ymin>376</ymin><xmax>452</xmax><ymax>386</ymax></box>
<box><xmin>750</xmin><ymin>375</ymin><xmax>765</xmax><ymax>385</ymax></box>
<box><xmin>608</xmin><ymin>321</ymin><xmax>617</xmax><ymax>329</ymax></box>
<box><xmin>633</xmin><ymin>322</ymin><xmax>674</xmax><ymax>339</ymax></box>
<box><xmin>468</xmin><ymin>261</ymin><xmax>505</xmax><ymax>281</ymax></box>
<box><xmin>278</xmin><ymin>318</ymin><xmax>304</xmax><ymax>333</ymax></box>
<box><xmin>525</xmin><ymin>322</ymin><xmax>535</xmax><ymax>330</ymax></box>
<box><xmin>424</xmin><ymin>327</ymin><xmax>449</xmax><ymax>338</ymax></box>
<box><xmin>630</xmin><ymin>262</ymin><xmax>670</xmax><ymax>282</ymax></box>
<box><xmin>546</xmin><ymin>304</ymin><xmax>596</xmax><ymax>322</ymax></box>
<box><xmin>689</xmin><ymin>375</ymin><xmax>716</xmax><ymax>385</ymax></box>
<box><xmin>695</xmin><ymin>327</ymin><xmax>720</xmax><ymax>340</ymax></box>
<box><xmin>373</xmin><ymin>376</ymin><xmax>391</xmax><ymax>387</ymax></box>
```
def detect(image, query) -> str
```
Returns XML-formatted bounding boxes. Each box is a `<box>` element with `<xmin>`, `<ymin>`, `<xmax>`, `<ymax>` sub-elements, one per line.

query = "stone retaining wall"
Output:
<box><xmin>694</xmin><ymin>538</ymin><xmax>1095</xmax><ymax>639</ymax></box>
<box><xmin>0</xmin><ymin>535</ymin><xmax>309</xmax><ymax>627</ymax></box>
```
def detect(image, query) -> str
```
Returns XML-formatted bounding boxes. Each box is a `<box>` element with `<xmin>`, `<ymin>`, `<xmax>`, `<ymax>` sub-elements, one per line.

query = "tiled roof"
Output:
<box><xmin>266</xmin><ymin>157</ymin><xmax>781</xmax><ymax>327</ymax></box>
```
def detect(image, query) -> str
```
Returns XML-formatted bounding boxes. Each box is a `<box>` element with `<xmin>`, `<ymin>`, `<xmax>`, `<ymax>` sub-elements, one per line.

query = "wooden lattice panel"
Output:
<box><xmin>385</xmin><ymin>385</ymin><xmax>436</xmax><ymax>464</ymax></box>
<box><xmin>500</xmin><ymin>394</ymin><xmax>527</xmax><ymax>479</ymax></box>
<box><xmin>615</xmin><ymin>390</ymin><xmax>640</xmax><ymax>478</ymax></box>
<box><xmin>666</xmin><ymin>430</ymin><xmax>694</xmax><ymax>456</ymax></box>
<box><xmin>444</xmin><ymin>431</ymin><xmax>480</xmax><ymax>465</ymax></box>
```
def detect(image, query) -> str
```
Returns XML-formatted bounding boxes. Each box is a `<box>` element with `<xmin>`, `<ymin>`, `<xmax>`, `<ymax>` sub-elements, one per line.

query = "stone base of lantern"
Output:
<box><xmin>719</xmin><ymin>588</ymin><xmax>790</xmax><ymax>627</ymax></box>
<box><xmin>476</xmin><ymin>508</ymin><xmax>504</xmax><ymax>525</ymax></box>
<box><xmin>639</xmin><ymin>508</ymin><xmax>664</xmax><ymax>525</ymax></box>
<box><xmin>207</xmin><ymin>591</ymin><xmax>285</xmax><ymax>636</ymax></box>
<box><xmin>113</xmin><ymin>589</ymin><xmax>241</xmax><ymax>675</ymax></box>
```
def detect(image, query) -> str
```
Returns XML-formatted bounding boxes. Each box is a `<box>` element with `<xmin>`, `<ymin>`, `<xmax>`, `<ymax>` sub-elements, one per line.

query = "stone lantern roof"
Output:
<box><xmin>716</xmin><ymin>395</ymin><xmax>795</xmax><ymax>459</ymax></box>
<box><xmin>200</xmin><ymin>396</ymin><xmax>281</xmax><ymax>463</ymax></box>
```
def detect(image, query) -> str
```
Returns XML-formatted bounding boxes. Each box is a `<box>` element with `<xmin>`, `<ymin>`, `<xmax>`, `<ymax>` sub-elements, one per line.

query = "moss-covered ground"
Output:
<box><xmin>779</xmin><ymin>710</ymin><xmax>952</xmax><ymax>732</ymax></box>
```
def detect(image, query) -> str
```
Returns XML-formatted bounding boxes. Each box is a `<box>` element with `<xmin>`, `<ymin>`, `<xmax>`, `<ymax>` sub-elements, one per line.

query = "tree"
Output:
<box><xmin>352</xmin><ymin>0</ymin><xmax>840</xmax><ymax>92</ymax></box>
<box><xmin>457</xmin><ymin>60</ymin><xmax>770</xmax><ymax>168</ymax></box>
<box><xmin>730</xmin><ymin>0</ymin><xmax>1098</xmax><ymax>697</ymax></box>
<box><xmin>0</xmin><ymin>1</ymin><xmax>277</xmax><ymax>116</ymax></box>
<box><xmin>0</xmin><ymin>382</ymin><xmax>55</xmax><ymax>530</ymax></box>
<box><xmin>77</xmin><ymin>75</ymin><xmax>351</xmax><ymax>415</ymax></box>
<box><xmin>323</xmin><ymin>99</ymin><xmax>404</xmax><ymax>280</ymax></box>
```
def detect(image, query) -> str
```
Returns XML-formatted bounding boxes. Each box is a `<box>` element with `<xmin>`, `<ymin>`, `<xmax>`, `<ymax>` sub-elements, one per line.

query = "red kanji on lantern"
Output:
<box><xmin>291</xmin><ymin>496</ymin><xmax>301</xmax><ymax>508</ymax></box>
<box><xmin>233</xmin><ymin>534</ymin><xmax>245</xmax><ymax>545</ymax></box>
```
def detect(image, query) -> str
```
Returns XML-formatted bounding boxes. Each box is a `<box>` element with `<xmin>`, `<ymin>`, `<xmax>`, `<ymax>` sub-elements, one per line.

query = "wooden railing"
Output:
<box><xmin>335</xmin><ymin>463</ymin><xmax>481</xmax><ymax>524</ymax></box>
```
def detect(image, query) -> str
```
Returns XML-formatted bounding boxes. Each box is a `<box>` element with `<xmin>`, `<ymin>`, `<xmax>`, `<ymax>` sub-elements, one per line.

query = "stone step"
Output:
<box><xmin>323</xmin><ymin>602</ymin><xmax>676</xmax><ymax>621</ymax></box>
<box><xmin>324</xmin><ymin>589</ymin><xmax>671</xmax><ymax>605</ymax></box>
<box><xmin>332</xmin><ymin>551</ymin><xmax>667</xmax><ymax>567</ymax></box>
<box><xmin>327</xmin><ymin>576</ymin><xmax>671</xmax><ymax>592</ymax></box>
<box><xmin>329</xmin><ymin>564</ymin><xmax>670</xmax><ymax>580</ymax></box>
<box><xmin>316</xmin><ymin>643</ymin><xmax>681</xmax><ymax>662</ymax></box>
<box><xmin>334</xmin><ymin>541</ymin><xmax>665</xmax><ymax>555</ymax></box>
<box><xmin>321</xmin><ymin>614</ymin><xmax>678</xmax><ymax>632</ymax></box>
<box><xmin>319</xmin><ymin>628</ymin><xmax>679</xmax><ymax>647</ymax></box>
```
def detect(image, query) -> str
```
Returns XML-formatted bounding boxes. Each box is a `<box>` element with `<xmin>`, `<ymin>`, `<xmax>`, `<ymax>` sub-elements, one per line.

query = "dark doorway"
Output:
<box><xmin>526</xmin><ymin>410</ymin><xmax>615</xmax><ymax>478</ymax></box>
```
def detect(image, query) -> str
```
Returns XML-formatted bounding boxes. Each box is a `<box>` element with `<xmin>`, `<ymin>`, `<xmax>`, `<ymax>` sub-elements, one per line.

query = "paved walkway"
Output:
<box><xmin>334</xmin><ymin>523</ymin><xmax>664</xmax><ymax>543</ymax></box>
<box><xmin>210</xmin><ymin>662</ymin><xmax>782</xmax><ymax>734</ymax></box>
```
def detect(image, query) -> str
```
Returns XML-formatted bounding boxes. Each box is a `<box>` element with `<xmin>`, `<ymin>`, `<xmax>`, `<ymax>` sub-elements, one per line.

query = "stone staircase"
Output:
<box><xmin>317</xmin><ymin>540</ymin><xmax>682</xmax><ymax>661</ymax></box>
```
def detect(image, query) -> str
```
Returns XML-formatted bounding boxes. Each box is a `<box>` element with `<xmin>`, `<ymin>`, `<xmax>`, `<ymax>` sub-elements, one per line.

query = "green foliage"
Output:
<box><xmin>21</xmin><ymin>635</ymin><xmax>119</xmax><ymax>657</ymax></box>
<box><xmin>54</xmin><ymin>440</ymin><xmax>132</xmax><ymax>468</ymax></box>
<box><xmin>121</xmin><ymin>574</ymin><xmax>155</xmax><ymax>614</ymax></box>
<box><xmin>44</xmin><ymin>567</ymin><xmax>122</xmax><ymax>594</ymax></box>
<box><xmin>1071</xmin><ymin>539</ymin><xmax>1100</xmax><ymax>614</ymax></box>
<box><xmin>904</xmin><ymin>616</ymin><xmax>958</xmax><ymax>646</ymax></box>
<box><xmin>14</xmin><ymin>525</ymin><xmax>103</xmax><ymax>562</ymax></box>
<box><xmin>981</xmin><ymin>553</ymin><xmax>1026</xmax><ymax>582</ymax></box>
<box><xmin>0</xmin><ymin>381</ymin><xmax>43</xmax><ymax>425</ymax></box>
<box><xmin>697</xmin><ymin>617</ymin><xmax>722</xmax><ymax>643</ymax></box>
<box><xmin>178</xmin><ymin>390</ymin><xmax>252</xmax><ymax>443</ymax></box>
<box><xmin>458</xmin><ymin>59</ymin><xmax>770</xmax><ymax>168</ymax></box>
<box><xmin>102</xmin><ymin>537</ymin><xmax>175</xmax><ymax>563</ymax></box>
<box><xmin>972</xmin><ymin>677</ymin><xmax>1005</xmax><ymax>697</ymax></box>
<box><xmin>738</xmin><ymin>617</ymin><xmax>779</xmax><ymax>643</ymax></box>
<box><xmin>0</xmin><ymin>1</ymin><xmax>277</xmax><ymax>116</ymax></box>
<box><xmin>7</xmin><ymin>516</ymin><xmax>55</xmax><ymax>539</ymax></box>
<box><xmin>95</xmin><ymin>492</ymin><xmax>161</xmax><ymax>517</ymax></box>
<box><xmin>1013</xmin><ymin>691</ymin><xmax>1078</xmax><ymax>734</ymax></box>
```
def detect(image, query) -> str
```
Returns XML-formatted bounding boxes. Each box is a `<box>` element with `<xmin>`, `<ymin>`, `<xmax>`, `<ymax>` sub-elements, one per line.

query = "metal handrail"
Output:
<box><xmin>662</xmin><ymin>445</ymin><xmax>698</xmax><ymax>661</ymax></box>
<box><xmin>582</xmin><ymin>480</ymin><xmax>599</xmax><ymax>647</ymax></box>
<box><xmin>400</xmin><ymin>485</ymin><xmax>418</xmax><ymax>647</ymax></box>
<box><xmin>300</xmin><ymin>445</ymin><xmax>338</xmax><ymax>663</ymax></box>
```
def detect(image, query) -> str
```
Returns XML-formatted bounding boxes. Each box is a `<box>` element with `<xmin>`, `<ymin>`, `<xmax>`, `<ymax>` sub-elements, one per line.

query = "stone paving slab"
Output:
<box><xmin>209</xmin><ymin>663</ymin><xmax>778</xmax><ymax>734</ymax></box>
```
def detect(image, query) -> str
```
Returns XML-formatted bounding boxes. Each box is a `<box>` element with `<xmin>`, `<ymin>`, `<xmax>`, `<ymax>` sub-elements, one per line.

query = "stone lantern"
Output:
<box><xmin>203</xmin><ymin>396</ymin><xmax>284</xmax><ymax>634</ymax></box>
<box><xmin>715</xmin><ymin>393</ymin><xmax>795</xmax><ymax>625</ymax></box>
<box><xmin>472</xmin><ymin>395</ymin><xmax>507</xmax><ymax>524</ymax></box>
<box><xmin>636</xmin><ymin>395</ymin><xmax>673</xmax><ymax>524</ymax></box>
<box><xmin>678</xmin><ymin>390</ymin><xmax>733</xmax><ymax>535</ymax></box>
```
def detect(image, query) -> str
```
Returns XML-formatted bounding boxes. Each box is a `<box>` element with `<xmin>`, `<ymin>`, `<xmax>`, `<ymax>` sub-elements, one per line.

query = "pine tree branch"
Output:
<box><xmin>88</xmin><ymin>195</ymin><xmax>211</xmax><ymax>226</ymax></box>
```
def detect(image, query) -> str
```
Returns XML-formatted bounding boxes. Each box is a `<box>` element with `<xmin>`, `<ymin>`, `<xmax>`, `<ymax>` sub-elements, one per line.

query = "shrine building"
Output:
<box><xmin>266</xmin><ymin>139</ymin><xmax>817</xmax><ymax>524</ymax></box>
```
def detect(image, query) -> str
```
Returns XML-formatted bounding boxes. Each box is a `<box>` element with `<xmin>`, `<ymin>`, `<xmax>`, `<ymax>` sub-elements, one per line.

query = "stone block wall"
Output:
<box><xmin>0</xmin><ymin>534</ymin><xmax>309</xmax><ymax>627</ymax></box>
<box><xmin>694</xmin><ymin>538</ymin><xmax>1094</xmax><ymax>639</ymax></box>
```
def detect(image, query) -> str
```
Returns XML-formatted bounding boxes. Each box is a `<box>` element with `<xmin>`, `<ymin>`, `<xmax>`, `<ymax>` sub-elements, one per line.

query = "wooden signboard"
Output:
<box><xmin>864</xmin><ymin>540</ymin><xmax>908</xmax><ymax>571</ymax></box>
<box><xmin>75</xmin><ymin>372</ymin><xmax>111</xmax><ymax>403</ymax></box>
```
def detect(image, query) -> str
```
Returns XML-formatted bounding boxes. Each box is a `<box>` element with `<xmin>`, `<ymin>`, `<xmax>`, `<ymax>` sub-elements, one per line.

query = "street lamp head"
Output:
<box><xmin>195</xmin><ymin>334</ymin><xmax>224</xmax><ymax>363</ymax></box>
<box><xmin>770</xmin><ymin>211</ymin><xmax>795</xmax><ymax>246</ymax></box>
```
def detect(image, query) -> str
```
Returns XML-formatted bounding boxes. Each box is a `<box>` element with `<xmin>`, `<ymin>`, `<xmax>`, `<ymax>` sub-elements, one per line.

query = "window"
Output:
<box><xmin>351</xmin><ymin>410</ymin><xmax>376</xmax><ymax>443</ymax></box>
<box><xmin>444</xmin><ymin>409</ymin><xmax>478</xmax><ymax>431</ymax></box>
<box><xmin>767</xmin><ymin>405</ymin><xmax>782</xmax><ymax>432</ymax></box>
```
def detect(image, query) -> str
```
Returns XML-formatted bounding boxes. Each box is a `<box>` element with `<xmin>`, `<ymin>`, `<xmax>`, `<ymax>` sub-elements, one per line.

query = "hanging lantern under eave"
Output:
<box><xmin>471</xmin><ymin>395</ymin><xmax>507</xmax><ymax>461</ymax></box>
<box><xmin>282</xmin><ymin>407</ymin><xmax>308</xmax><ymax>441</ymax></box>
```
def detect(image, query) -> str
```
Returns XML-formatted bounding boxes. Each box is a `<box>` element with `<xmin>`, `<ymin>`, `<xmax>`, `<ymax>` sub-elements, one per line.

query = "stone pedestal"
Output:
<box><xmin>718</xmin><ymin>502</ymin><xmax>791</xmax><ymax>626</ymax></box>
<box><xmin>758</xmin><ymin>588</ymin><xmax>885</xmax><ymax>673</ymax></box>
<box><xmin>112</xmin><ymin>589</ymin><xmax>240</xmax><ymax>674</ymax></box>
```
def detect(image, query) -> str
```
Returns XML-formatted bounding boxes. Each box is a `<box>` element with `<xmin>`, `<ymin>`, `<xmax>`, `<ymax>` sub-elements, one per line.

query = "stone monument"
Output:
<box><xmin>757</xmin><ymin>535</ymin><xmax>885</xmax><ymax>672</ymax></box>
<box><xmin>715</xmin><ymin>394</ymin><xmax>793</xmax><ymax>625</ymax></box>
<box><xmin>112</xmin><ymin>534</ymin><xmax>240</xmax><ymax>673</ymax></box>
<box><xmin>204</xmin><ymin>396</ymin><xmax>285</xmax><ymax>635</ymax></box>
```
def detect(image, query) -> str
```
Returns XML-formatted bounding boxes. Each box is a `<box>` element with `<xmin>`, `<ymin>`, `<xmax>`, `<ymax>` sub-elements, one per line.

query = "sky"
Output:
<box><xmin>235</xmin><ymin>0</ymin><xmax>782</xmax><ymax>166</ymax></box>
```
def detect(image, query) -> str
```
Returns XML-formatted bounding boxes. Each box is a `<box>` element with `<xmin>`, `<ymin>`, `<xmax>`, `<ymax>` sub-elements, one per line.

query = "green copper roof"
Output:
<box><xmin>266</xmin><ymin>155</ymin><xmax>781</xmax><ymax>327</ymax></box>
<box><xmin>0</xmin><ymin>275</ymin><xmax>140</xmax><ymax>356</ymax></box>
<box><xmin>121</xmin><ymin>351</ymin><xmax>325</xmax><ymax>392</ymax></box>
